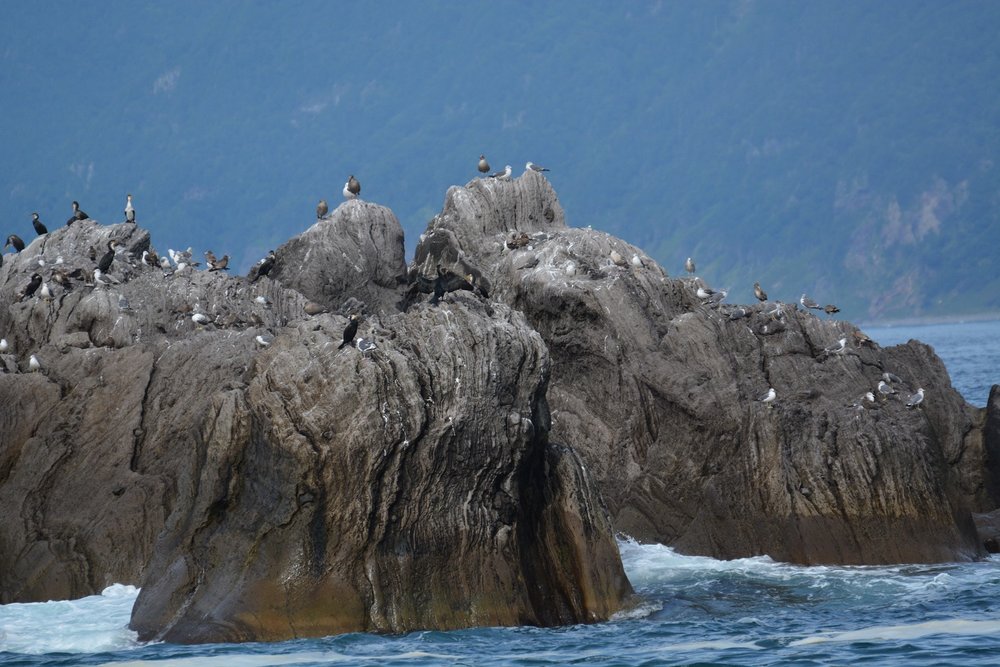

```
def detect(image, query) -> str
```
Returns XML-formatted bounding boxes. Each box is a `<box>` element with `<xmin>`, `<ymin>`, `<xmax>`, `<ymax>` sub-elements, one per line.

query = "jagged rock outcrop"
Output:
<box><xmin>267</xmin><ymin>200</ymin><xmax>407</xmax><ymax>314</ymax></box>
<box><xmin>0</xmin><ymin>211</ymin><xmax>632</xmax><ymax>642</ymax></box>
<box><xmin>412</xmin><ymin>170</ymin><xmax>996</xmax><ymax>564</ymax></box>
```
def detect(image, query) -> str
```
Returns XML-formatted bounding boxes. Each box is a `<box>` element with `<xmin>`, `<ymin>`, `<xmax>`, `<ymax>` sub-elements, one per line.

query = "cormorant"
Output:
<box><xmin>18</xmin><ymin>273</ymin><xmax>43</xmax><ymax>301</ymax></box>
<box><xmin>124</xmin><ymin>194</ymin><xmax>135</xmax><ymax>223</ymax></box>
<box><xmin>248</xmin><ymin>251</ymin><xmax>276</xmax><ymax>282</ymax></box>
<box><xmin>4</xmin><ymin>234</ymin><xmax>25</xmax><ymax>252</ymax></box>
<box><xmin>32</xmin><ymin>213</ymin><xmax>48</xmax><ymax>236</ymax></box>
<box><xmin>97</xmin><ymin>241</ymin><xmax>117</xmax><ymax>273</ymax></box>
<box><xmin>338</xmin><ymin>314</ymin><xmax>360</xmax><ymax>349</ymax></box>
<box><xmin>67</xmin><ymin>201</ymin><xmax>88</xmax><ymax>225</ymax></box>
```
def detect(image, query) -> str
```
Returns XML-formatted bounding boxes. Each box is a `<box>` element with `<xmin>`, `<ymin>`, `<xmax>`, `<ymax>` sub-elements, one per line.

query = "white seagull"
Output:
<box><xmin>906</xmin><ymin>388</ymin><xmax>925</xmax><ymax>408</ymax></box>
<box><xmin>490</xmin><ymin>165</ymin><xmax>512</xmax><ymax>180</ymax></box>
<box><xmin>757</xmin><ymin>387</ymin><xmax>776</xmax><ymax>405</ymax></box>
<box><xmin>526</xmin><ymin>161</ymin><xmax>550</xmax><ymax>173</ymax></box>
<box><xmin>800</xmin><ymin>294</ymin><xmax>822</xmax><ymax>310</ymax></box>
<box><xmin>0</xmin><ymin>338</ymin><xmax>8</xmax><ymax>353</ymax></box>
<box><xmin>823</xmin><ymin>337</ymin><xmax>847</xmax><ymax>355</ymax></box>
<box><xmin>29</xmin><ymin>354</ymin><xmax>41</xmax><ymax>372</ymax></box>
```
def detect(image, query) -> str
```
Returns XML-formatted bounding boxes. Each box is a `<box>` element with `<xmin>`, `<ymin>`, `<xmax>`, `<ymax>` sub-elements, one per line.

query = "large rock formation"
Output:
<box><xmin>0</xmin><ymin>213</ymin><xmax>632</xmax><ymax>642</ymax></box>
<box><xmin>412</xmin><ymin>170</ymin><xmax>998</xmax><ymax>564</ymax></box>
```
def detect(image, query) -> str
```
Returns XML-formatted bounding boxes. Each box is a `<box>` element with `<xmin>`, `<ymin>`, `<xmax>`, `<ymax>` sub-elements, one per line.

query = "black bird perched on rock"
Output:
<box><xmin>96</xmin><ymin>240</ymin><xmax>117</xmax><ymax>274</ymax></box>
<box><xmin>18</xmin><ymin>273</ymin><xmax>43</xmax><ymax>301</ymax></box>
<box><xmin>67</xmin><ymin>201</ymin><xmax>88</xmax><ymax>225</ymax></box>
<box><xmin>4</xmin><ymin>234</ymin><xmax>25</xmax><ymax>252</ymax></box>
<box><xmin>431</xmin><ymin>265</ymin><xmax>476</xmax><ymax>304</ymax></box>
<box><xmin>478</xmin><ymin>155</ymin><xmax>490</xmax><ymax>174</ymax></box>
<box><xmin>338</xmin><ymin>314</ymin><xmax>360</xmax><ymax>349</ymax></box>
<box><xmin>753</xmin><ymin>282</ymin><xmax>768</xmax><ymax>302</ymax></box>
<box><xmin>248</xmin><ymin>251</ymin><xmax>276</xmax><ymax>282</ymax></box>
<box><xmin>32</xmin><ymin>213</ymin><xmax>48</xmax><ymax>236</ymax></box>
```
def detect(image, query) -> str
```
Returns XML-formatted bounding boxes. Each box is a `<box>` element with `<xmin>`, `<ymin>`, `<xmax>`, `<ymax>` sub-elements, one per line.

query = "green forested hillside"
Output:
<box><xmin>2</xmin><ymin>1</ymin><xmax>997</xmax><ymax>321</ymax></box>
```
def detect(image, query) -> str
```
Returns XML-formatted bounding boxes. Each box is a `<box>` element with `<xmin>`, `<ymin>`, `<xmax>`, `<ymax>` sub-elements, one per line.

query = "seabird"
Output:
<box><xmin>97</xmin><ymin>241</ymin><xmax>117</xmax><ymax>273</ymax></box>
<box><xmin>68</xmin><ymin>201</ymin><xmax>89</xmax><ymax>225</ymax></box>
<box><xmin>356</xmin><ymin>337</ymin><xmax>377</xmax><ymax>358</ymax></box>
<box><xmin>685</xmin><ymin>257</ymin><xmax>696</xmax><ymax>274</ymax></box>
<box><xmin>4</xmin><ymin>234</ymin><xmax>25</xmax><ymax>253</ymax></box>
<box><xmin>124</xmin><ymin>194</ymin><xmax>135</xmax><ymax>223</ymax></box>
<box><xmin>800</xmin><ymin>294</ymin><xmax>822</xmax><ymax>310</ymax></box>
<box><xmin>489</xmin><ymin>165</ymin><xmax>512</xmax><ymax>180</ymax></box>
<box><xmin>338</xmin><ymin>314</ymin><xmax>360</xmax><ymax>349</ymax></box>
<box><xmin>0</xmin><ymin>338</ymin><xmax>7</xmax><ymax>352</ymax></box>
<box><xmin>753</xmin><ymin>282</ymin><xmax>768</xmax><ymax>302</ymax></box>
<box><xmin>630</xmin><ymin>254</ymin><xmax>643</xmax><ymax>268</ymax></box>
<box><xmin>18</xmin><ymin>273</ymin><xmax>42</xmax><ymax>301</ymax></box>
<box><xmin>853</xmin><ymin>330</ymin><xmax>875</xmax><ymax>347</ymax></box>
<box><xmin>40</xmin><ymin>282</ymin><xmax>52</xmax><ymax>300</ymax></box>
<box><xmin>763</xmin><ymin>302</ymin><xmax>785</xmax><ymax>320</ymax></box>
<box><xmin>728</xmin><ymin>307</ymin><xmax>750</xmax><ymax>321</ymax></box>
<box><xmin>255</xmin><ymin>334</ymin><xmax>271</xmax><ymax>347</ymax></box>
<box><xmin>877</xmin><ymin>380</ymin><xmax>896</xmax><ymax>397</ymax></box>
<box><xmin>303</xmin><ymin>301</ymin><xmax>328</xmax><ymax>316</ymax></box>
<box><xmin>192</xmin><ymin>313</ymin><xmax>211</xmax><ymax>325</ymax></box>
<box><xmin>610</xmin><ymin>250</ymin><xmax>628</xmax><ymax>267</ymax></box>
<box><xmin>882</xmin><ymin>371</ymin><xmax>903</xmax><ymax>385</ymax></box>
<box><xmin>248</xmin><ymin>251</ymin><xmax>276</xmax><ymax>282</ymax></box>
<box><xmin>757</xmin><ymin>387</ymin><xmax>776</xmax><ymax>406</ymax></box>
<box><xmin>208</xmin><ymin>255</ymin><xmax>230</xmax><ymax>272</ymax></box>
<box><xmin>93</xmin><ymin>268</ymin><xmax>119</xmax><ymax>287</ymax></box>
<box><xmin>823</xmin><ymin>337</ymin><xmax>847</xmax><ymax>355</ymax></box>
<box><xmin>29</xmin><ymin>355</ymin><xmax>41</xmax><ymax>372</ymax></box>
<box><xmin>906</xmin><ymin>388</ymin><xmax>925</xmax><ymax>408</ymax></box>
<box><xmin>506</xmin><ymin>232</ymin><xmax>530</xmax><ymax>250</ymax></box>
<box><xmin>343</xmin><ymin>175</ymin><xmax>361</xmax><ymax>200</ymax></box>
<box><xmin>317</xmin><ymin>199</ymin><xmax>329</xmax><ymax>219</ymax></box>
<box><xmin>526</xmin><ymin>162</ymin><xmax>550</xmax><ymax>173</ymax></box>
<box><xmin>32</xmin><ymin>213</ymin><xmax>48</xmax><ymax>236</ymax></box>
<box><xmin>118</xmin><ymin>294</ymin><xmax>132</xmax><ymax>311</ymax></box>
<box><xmin>696</xmin><ymin>286</ymin><xmax>718</xmax><ymax>299</ymax></box>
<box><xmin>478</xmin><ymin>155</ymin><xmax>490</xmax><ymax>174</ymax></box>
<box><xmin>204</xmin><ymin>250</ymin><xmax>218</xmax><ymax>266</ymax></box>
<box><xmin>824</xmin><ymin>304</ymin><xmax>840</xmax><ymax>315</ymax></box>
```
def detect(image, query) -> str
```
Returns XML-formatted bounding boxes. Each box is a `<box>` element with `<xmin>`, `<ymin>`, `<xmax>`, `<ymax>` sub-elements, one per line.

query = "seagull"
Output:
<box><xmin>478</xmin><ymin>155</ymin><xmax>490</xmax><ymax>174</ymax></box>
<box><xmin>343</xmin><ymin>175</ymin><xmax>361</xmax><ymax>200</ymax></box>
<box><xmin>685</xmin><ymin>257</ymin><xmax>696</xmax><ymax>274</ymax></box>
<box><xmin>192</xmin><ymin>313</ymin><xmax>211</xmax><ymax>325</ymax></box>
<box><xmin>728</xmin><ymin>307</ymin><xmax>750</xmax><ymax>321</ymax></box>
<box><xmin>254</xmin><ymin>295</ymin><xmax>271</xmax><ymax>306</ymax></box>
<box><xmin>93</xmin><ymin>268</ymin><xmax>119</xmax><ymax>287</ymax></box>
<box><xmin>29</xmin><ymin>354</ymin><xmax>41</xmax><ymax>372</ymax></box>
<box><xmin>630</xmin><ymin>254</ymin><xmax>643</xmax><ymax>268</ymax></box>
<box><xmin>32</xmin><ymin>213</ymin><xmax>48</xmax><ymax>236</ymax></box>
<box><xmin>878</xmin><ymin>380</ymin><xmax>896</xmax><ymax>397</ymax></box>
<box><xmin>489</xmin><ymin>165</ymin><xmax>512</xmax><ymax>180</ymax></box>
<box><xmin>356</xmin><ymin>337</ymin><xmax>377</xmax><ymax>358</ymax></box>
<box><xmin>124</xmin><ymin>194</ymin><xmax>135</xmax><ymax>223</ymax></box>
<box><xmin>255</xmin><ymin>334</ymin><xmax>271</xmax><ymax>347</ymax></box>
<box><xmin>906</xmin><ymin>387</ymin><xmax>925</xmax><ymax>408</ymax></box>
<box><xmin>882</xmin><ymin>371</ymin><xmax>903</xmax><ymax>385</ymax></box>
<box><xmin>757</xmin><ymin>387</ymin><xmax>776</xmax><ymax>405</ymax></box>
<box><xmin>317</xmin><ymin>199</ymin><xmax>328</xmax><ymax>219</ymax></box>
<box><xmin>0</xmin><ymin>338</ymin><xmax>8</xmax><ymax>353</ymax></box>
<box><xmin>823</xmin><ymin>337</ymin><xmax>847</xmax><ymax>355</ymax></box>
<box><xmin>40</xmin><ymin>282</ymin><xmax>52</xmax><ymax>300</ymax></box>
<box><xmin>753</xmin><ymin>282</ymin><xmax>768</xmax><ymax>302</ymax></box>
<box><xmin>526</xmin><ymin>161</ymin><xmax>550</xmax><ymax>173</ymax></box>
<box><xmin>800</xmin><ymin>294</ymin><xmax>822</xmax><ymax>310</ymax></box>
<box><xmin>763</xmin><ymin>302</ymin><xmax>785</xmax><ymax>320</ymax></box>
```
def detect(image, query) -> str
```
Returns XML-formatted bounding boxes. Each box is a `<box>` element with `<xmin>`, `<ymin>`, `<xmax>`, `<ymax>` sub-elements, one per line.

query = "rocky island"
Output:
<box><xmin>1</xmin><ymin>172</ymin><xmax>998</xmax><ymax>643</ymax></box>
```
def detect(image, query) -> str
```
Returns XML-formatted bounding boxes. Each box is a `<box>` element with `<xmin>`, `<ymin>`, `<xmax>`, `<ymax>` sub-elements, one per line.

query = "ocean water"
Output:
<box><xmin>2</xmin><ymin>321</ymin><xmax>999</xmax><ymax>666</ymax></box>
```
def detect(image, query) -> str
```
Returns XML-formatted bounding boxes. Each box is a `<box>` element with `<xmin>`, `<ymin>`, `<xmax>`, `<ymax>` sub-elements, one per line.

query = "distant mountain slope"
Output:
<box><xmin>2</xmin><ymin>1</ymin><xmax>997</xmax><ymax>321</ymax></box>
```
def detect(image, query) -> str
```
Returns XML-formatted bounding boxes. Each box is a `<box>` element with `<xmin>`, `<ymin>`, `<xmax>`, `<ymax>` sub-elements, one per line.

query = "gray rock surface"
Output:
<box><xmin>412</xmin><ymin>171</ymin><xmax>996</xmax><ymax>564</ymax></box>
<box><xmin>0</xmin><ymin>215</ymin><xmax>632</xmax><ymax>642</ymax></box>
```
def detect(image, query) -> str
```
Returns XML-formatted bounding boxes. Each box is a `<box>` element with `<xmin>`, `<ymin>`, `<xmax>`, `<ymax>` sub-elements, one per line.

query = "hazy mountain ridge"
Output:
<box><xmin>2</xmin><ymin>1</ymin><xmax>997</xmax><ymax>321</ymax></box>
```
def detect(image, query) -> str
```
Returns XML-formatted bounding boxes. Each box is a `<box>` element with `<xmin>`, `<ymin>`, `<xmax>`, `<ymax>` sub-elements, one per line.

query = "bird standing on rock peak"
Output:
<box><xmin>478</xmin><ymin>155</ymin><xmax>490</xmax><ymax>174</ymax></box>
<box><xmin>208</xmin><ymin>255</ymin><xmax>229</xmax><ymax>272</ymax></box>
<box><xmin>5</xmin><ymin>234</ymin><xmax>25</xmax><ymax>252</ymax></box>
<box><xmin>757</xmin><ymin>387</ymin><xmax>776</xmax><ymax>407</ymax></box>
<box><xmin>753</xmin><ymin>282</ymin><xmax>768</xmax><ymax>302</ymax></box>
<box><xmin>824</xmin><ymin>304</ymin><xmax>840</xmax><ymax>315</ymax></box>
<box><xmin>490</xmin><ymin>165</ymin><xmax>512</xmax><ymax>180</ymax></box>
<box><xmin>343</xmin><ymin>175</ymin><xmax>361</xmax><ymax>200</ymax></box>
<box><xmin>800</xmin><ymin>294</ymin><xmax>822</xmax><ymax>311</ymax></box>
<box><xmin>124</xmin><ymin>194</ymin><xmax>135</xmax><ymax>223</ymax></box>
<box><xmin>338</xmin><ymin>314</ymin><xmax>360</xmax><ymax>349</ymax></box>
<box><xmin>526</xmin><ymin>161</ymin><xmax>550</xmax><ymax>173</ymax></box>
<box><xmin>317</xmin><ymin>199</ymin><xmax>329</xmax><ymax>219</ymax></box>
<box><xmin>67</xmin><ymin>201</ymin><xmax>88</xmax><ymax>226</ymax></box>
<box><xmin>685</xmin><ymin>257</ymin><xmax>696</xmax><ymax>274</ymax></box>
<box><xmin>96</xmin><ymin>241</ymin><xmax>117</xmax><ymax>274</ymax></box>
<box><xmin>32</xmin><ymin>213</ymin><xmax>48</xmax><ymax>236</ymax></box>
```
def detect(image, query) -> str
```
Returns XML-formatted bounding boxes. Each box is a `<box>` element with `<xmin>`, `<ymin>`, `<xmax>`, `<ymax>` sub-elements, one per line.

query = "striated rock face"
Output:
<box><xmin>0</xmin><ymin>213</ymin><xmax>632</xmax><ymax>642</ymax></box>
<box><xmin>413</xmin><ymin>170</ymin><xmax>996</xmax><ymax>565</ymax></box>
<box><xmin>267</xmin><ymin>200</ymin><xmax>407</xmax><ymax>314</ymax></box>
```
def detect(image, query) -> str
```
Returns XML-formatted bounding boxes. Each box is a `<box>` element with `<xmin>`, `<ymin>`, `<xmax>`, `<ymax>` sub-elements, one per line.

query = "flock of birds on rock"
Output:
<box><xmin>680</xmin><ymin>255</ymin><xmax>925</xmax><ymax>413</ymax></box>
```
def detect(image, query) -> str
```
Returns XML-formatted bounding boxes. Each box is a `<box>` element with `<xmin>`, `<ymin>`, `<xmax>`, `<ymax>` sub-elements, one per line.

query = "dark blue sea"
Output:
<box><xmin>2</xmin><ymin>321</ymin><xmax>999</xmax><ymax>666</ymax></box>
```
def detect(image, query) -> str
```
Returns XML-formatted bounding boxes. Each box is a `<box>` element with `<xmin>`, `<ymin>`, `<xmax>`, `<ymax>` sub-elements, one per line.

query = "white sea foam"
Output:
<box><xmin>791</xmin><ymin>618</ymin><xmax>1000</xmax><ymax>645</ymax></box>
<box><xmin>0</xmin><ymin>584</ymin><xmax>139</xmax><ymax>654</ymax></box>
<box><xmin>102</xmin><ymin>650</ymin><xmax>462</xmax><ymax>666</ymax></box>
